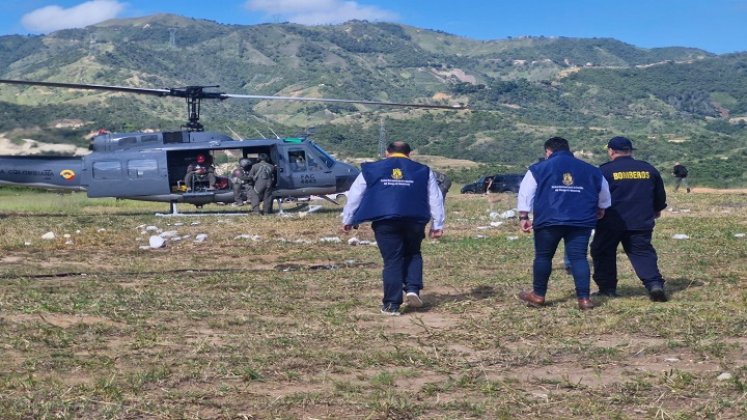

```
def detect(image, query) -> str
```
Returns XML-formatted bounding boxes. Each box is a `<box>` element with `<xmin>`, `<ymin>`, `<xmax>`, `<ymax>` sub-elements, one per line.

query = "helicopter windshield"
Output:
<box><xmin>311</xmin><ymin>143</ymin><xmax>335</xmax><ymax>168</ymax></box>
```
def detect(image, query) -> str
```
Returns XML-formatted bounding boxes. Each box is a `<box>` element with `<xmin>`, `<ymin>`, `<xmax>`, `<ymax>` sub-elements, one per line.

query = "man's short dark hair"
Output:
<box><xmin>387</xmin><ymin>141</ymin><xmax>412</xmax><ymax>155</ymax></box>
<box><xmin>544</xmin><ymin>136</ymin><xmax>570</xmax><ymax>152</ymax></box>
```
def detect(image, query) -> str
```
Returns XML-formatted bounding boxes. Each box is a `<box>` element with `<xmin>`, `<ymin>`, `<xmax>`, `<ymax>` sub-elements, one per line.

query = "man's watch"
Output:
<box><xmin>519</xmin><ymin>215</ymin><xmax>529</xmax><ymax>221</ymax></box>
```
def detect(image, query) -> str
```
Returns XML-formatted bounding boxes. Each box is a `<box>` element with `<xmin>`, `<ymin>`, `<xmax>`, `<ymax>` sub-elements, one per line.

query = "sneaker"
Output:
<box><xmin>648</xmin><ymin>285</ymin><xmax>668</xmax><ymax>302</ymax></box>
<box><xmin>380</xmin><ymin>305</ymin><xmax>401</xmax><ymax>316</ymax></box>
<box><xmin>404</xmin><ymin>292</ymin><xmax>423</xmax><ymax>308</ymax></box>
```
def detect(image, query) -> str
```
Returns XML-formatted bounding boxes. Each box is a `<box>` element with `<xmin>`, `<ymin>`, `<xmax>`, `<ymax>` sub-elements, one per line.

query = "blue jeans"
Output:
<box><xmin>372</xmin><ymin>220</ymin><xmax>426</xmax><ymax>309</ymax></box>
<box><xmin>533</xmin><ymin>226</ymin><xmax>593</xmax><ymax>299</ymax></box>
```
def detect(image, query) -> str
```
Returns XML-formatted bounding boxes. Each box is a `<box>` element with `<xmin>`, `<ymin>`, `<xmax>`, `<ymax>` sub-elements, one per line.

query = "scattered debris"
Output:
<box><xmin>148</xmin><ymin>235</ymin><xmax>166</xmax><ymax>249</ymax></box>
<box><xmin>235</xmin><ymin>234</ymin><xmax>261</xmax><ymax>241</ymax></box>
<box><xmin>194</xmin><ymin>234</ymin><xmax>208</xmax><ymax>243</ymax></box>
<box><xmin>63</xmin><ymin>233</ymin><xmax>71</xmax><ymax>239</ymax></box>
<box><xmin>717</xmin><ymin>372</ymin><xmax>733</xmax><ymax>381</ymax></box>
<box><xmin>490</xmin><ymin>221</ymin><xmax>503</xmax><ymax>227</ymax></box>
<box><xmin>664</xmin><ymin>357</ymin><xmax>680</xmax><ymax>363</ymax></box>
<box><xmin>41</xmin><ymin>232</ymin><xmax>55</xmax><ymax>240</ymax></box>
<box><xmin>159</xmin><ymin>231</ymin><xmax>179</xmax><ymax>239</ymax></box>
<box><xmin>734</xmin><ymin>233</ymin><xmax>746</xmax><ymax>238</ymax></box>
<box><xmin>507</xmin><ymin>236</ymin><xmax>519</xmax><ymax>241</ymax></box>
<box><xmin>499</xmin><ymin>210</ymin><xmax>516</xmax><ymax>219</ymax></box>
<box><xmin>97</xmin><ymin>228</ymin><xmax>106</xmax><ymax>232</ymax></box>
<box><xmin>320</xmin><ymin>236</ymin><xmax>341</xmax><ymax>243</ymax></box>
<box><xmin>145</xmin><ymin>226</ymin><xmax>159</xmax><ymax>232</ymax></box>
<box><xmin>672</xmin><ymin>234</ymin><xmax>690</xmax><ymax>240</ymax></box>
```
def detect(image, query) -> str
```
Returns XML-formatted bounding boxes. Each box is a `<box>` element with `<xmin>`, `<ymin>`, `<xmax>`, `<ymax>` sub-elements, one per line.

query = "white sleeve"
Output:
<box><xmin>341</xmin><ymin>174</ymin><xmax>367</xmax><ymax>225</ymax></box>
<box><xmin>598</xmin><ymin>177</ymin><xmax>612</xmax><ymax>209</ymax></box>
<box><xmin>516</xmin><ymin>171</ymin><xmax>537</xmax><ymax>212</ymax></box>
<box><xmin>428</xmin><ymin>170</ymin><xmax>445</xmax><ymax>230</ymax></box>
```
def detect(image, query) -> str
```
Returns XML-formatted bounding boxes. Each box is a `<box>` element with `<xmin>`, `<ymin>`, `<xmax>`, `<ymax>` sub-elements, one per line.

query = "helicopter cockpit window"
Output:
<box><xmin>93</xmin><ymin>161</ymin><xmax>121</xmax><ymax>179</ymax></box>
<box><xmin>311</xmin><ymin>144</ymin><xmax>335</xmax><ymax>168</ymax></box>
<box><xmin>289</xmin><ymin>150</ymin><xmax>307</xmax><ymax>172</ymax></box>
<box><xmin>127</xmin><ymin>159</ymin><xmax>158</xmax><ymax>178</ymax></box>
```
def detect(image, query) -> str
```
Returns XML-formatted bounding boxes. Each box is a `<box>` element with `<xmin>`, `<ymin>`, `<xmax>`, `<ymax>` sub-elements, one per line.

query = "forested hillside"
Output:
<box><xmin>1</xmin><ymin>14</ymin><xmax>746</xmax><ymax>186</ymax></box>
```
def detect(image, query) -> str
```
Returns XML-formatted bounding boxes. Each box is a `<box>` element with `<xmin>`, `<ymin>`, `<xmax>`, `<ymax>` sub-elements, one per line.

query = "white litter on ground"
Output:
<box><xmin>41</xmin><ymin>232</ymin><xmax>55</xmax><ymax>240</ymax></box>
<box><xmin>320</xmin><ymin>236</ymin><xmax>342</xmax><ymax>243</ymax></box>
<box><xmin>499</xmin><ymin>210</ymin><xmax>516</xmax><ymax>219</ymax></box>
<box><xmin>717</xmin><ymin>372</ymin><xmax>733</xmax><ymax>381</ymax></box>
<box><xmin>734</xmin><ymin>233</ymin><xmax>746</xmax><ymax>238</ymax></box>
<box><xmin>672</xmin><ymin>234</ymin><xmax>690</xmax><ymax>240</ymax></box>
<box><xmin>148</xmin><ymin>235</ymin><xmax>166</xmax><ymax>249</ymax></box>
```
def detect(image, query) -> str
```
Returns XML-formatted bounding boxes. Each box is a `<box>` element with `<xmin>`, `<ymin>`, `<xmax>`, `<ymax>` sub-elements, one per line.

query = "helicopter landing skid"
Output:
<box><xmin>154</xmin><ymin>201</ymin><xmax>249</xmax><ymax>217</ymax></box>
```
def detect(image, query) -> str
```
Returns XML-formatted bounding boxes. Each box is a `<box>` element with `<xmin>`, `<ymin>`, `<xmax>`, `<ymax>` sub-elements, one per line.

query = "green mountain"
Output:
<box><xmin>1</xmin><ymin>14</ymin><xmax>746</xmax><ymax>186</ymax></box>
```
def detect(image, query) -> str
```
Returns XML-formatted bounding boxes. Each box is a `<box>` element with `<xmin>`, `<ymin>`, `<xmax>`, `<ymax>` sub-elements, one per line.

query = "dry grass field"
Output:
<box><xmin>1</xmin><ymin>188</ymin><xmax>747</xmax><ymax>419</ymax></box>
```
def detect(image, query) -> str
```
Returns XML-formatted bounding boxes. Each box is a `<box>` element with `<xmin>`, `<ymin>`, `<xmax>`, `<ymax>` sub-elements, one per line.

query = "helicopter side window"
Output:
<box><xmin>127</xmin><ymin>159</ymin><xmax>158</xmax><ymax>178</ymax></box>
<box><xmin>289</xmin><ymin>150</ymin><xmax>307</xmax><ymax>172</ymax></box>
<box><xmin>141</xmin><ymin>135</ymin><xmax>158</xmax><ymax>144</ymax></box>
<box><xmin>92</xmin><ymin>161</ymin><xmax>121</xmax><ymax>179</ymax></box>
<box><xmin>117</xmin><ymin>137</ymin><xmax>137</xmax><ymax>147</ymax></box>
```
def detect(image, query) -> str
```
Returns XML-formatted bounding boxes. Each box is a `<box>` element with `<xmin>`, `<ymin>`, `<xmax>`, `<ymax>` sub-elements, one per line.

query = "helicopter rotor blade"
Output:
<box><xmin>222</xmin><ymin>93</ymin><xmax>465</xmax><ymax>110</ymax></box>
<box><xmin>0</xmin><ymin>79</ymin><xmax>173</xmax><ymax>97</ymax></box>
<box><xmin>0</xmin><ymin>78</ymin><xmax>466</xmax><ymax>109</ymax></box>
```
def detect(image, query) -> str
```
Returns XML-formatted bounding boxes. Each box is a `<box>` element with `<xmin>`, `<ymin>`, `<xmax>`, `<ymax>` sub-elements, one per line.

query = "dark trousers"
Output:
<box><xmin>533</xmin><ymin>226</ymin><xmax>593</xmax><ymax>299</ymax></box>
<box><xmin>591</xmin><ymin>227</ymin><xmax>664</xmax><ymax>292</ymax></box>
<box><xmin>372</xmin><ymin>220</ymin><xmax>426</xmax><ymax>309</ymax></box>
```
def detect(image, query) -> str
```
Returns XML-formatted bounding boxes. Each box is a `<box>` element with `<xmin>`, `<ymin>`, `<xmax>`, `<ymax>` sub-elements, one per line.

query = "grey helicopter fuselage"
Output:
<box><xmin>0</xmin><ymin>130</ymin><xmax>359</xmax><ymax>206</ymax></box>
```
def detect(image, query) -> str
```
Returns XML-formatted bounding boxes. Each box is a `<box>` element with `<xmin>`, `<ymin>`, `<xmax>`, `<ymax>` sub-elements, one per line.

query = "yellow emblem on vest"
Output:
<box><xmin>562</xmin><ymin>172</ymin><xmax>573</xmax><ymax>186</ymax></box>
<box><xmin>391</xmin><ymin>168</ymin><xmax>403</xmax><ymax>180</ymax></box>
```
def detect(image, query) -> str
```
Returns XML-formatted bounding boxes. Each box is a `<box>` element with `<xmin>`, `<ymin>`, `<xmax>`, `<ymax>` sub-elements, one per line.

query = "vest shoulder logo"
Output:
<box><xmin>391</xmin><ymin>168</ymin><xmax>403</xmax><ymax>180</ymax></box>
<box><xmin>562</xmin><ymin>172</ymin><xmax>573</xmax><ymax>186</ymax></box>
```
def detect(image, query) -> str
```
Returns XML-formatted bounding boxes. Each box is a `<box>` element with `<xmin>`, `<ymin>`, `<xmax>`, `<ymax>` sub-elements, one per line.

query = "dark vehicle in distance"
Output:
<box><xmin>461</xmin><ymin>173</ymin><xmax>523</xmax><ymax>194</ymax></box>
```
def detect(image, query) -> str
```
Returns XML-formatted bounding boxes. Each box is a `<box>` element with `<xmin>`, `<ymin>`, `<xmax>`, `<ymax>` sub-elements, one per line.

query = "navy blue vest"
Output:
<box><xmin>351</xmin><ymin>157</ymin><xmax>431</xmax><ymax>225</ymax></box>
<box><xmin>529</xmin><ymin>150</ymin><xmax>603</xmax><ymax>229</ymax></box>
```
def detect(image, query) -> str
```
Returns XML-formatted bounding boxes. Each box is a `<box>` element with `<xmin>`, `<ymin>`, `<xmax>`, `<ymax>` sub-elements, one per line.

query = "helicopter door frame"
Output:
<box><xmin>84</xmin><ymin>150</ymin><xmax>170</xmax><ymax>198</ymax></box>
<box><xmin>285</xmin><ymin>147</ymin><xmax>335</xmax><ymax>192</ymax></box>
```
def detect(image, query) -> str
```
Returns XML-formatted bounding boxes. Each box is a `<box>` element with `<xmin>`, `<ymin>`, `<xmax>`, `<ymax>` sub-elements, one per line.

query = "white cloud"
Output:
<box><xmin>245</xmin><ymin>0</ymin><xmax>397</xmax><ymax>25</ymax></box>
<box><xmin>21</xmin><ymin>0</ymin><xmax>126</xmax><ymax>33</ymax></box>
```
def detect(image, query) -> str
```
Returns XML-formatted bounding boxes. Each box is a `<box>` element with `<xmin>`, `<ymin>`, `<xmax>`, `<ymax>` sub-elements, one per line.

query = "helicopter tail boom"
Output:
<box><xmin>0</xmin><ymin>156</ymin><xmax>85</xmax><ymax>191</ymax></box>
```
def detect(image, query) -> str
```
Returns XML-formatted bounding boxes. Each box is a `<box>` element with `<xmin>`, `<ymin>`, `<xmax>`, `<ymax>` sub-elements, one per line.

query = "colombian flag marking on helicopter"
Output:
<box><xmin>60</xmin><ymin>169</ymin><xmax>76</xmax><ymax>181</ymax></box>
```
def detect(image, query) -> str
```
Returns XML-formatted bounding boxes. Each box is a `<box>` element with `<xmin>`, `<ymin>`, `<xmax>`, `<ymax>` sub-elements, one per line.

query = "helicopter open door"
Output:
<box><xmin>84</xmin><ymin>151</ymin><xmax>170</xmax><ymax>198</ymax></box>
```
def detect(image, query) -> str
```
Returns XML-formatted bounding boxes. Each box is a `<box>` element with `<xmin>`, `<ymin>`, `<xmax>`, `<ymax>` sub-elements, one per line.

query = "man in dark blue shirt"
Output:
<box><xmin>591</xmin><ymin>136</ymin><xmax>668</xmax><ymax>302</ymax></box>
<box><xmin>517</xmin><ymin>137</ymin><xmax>611</xmax><ymax>310</ymax></box>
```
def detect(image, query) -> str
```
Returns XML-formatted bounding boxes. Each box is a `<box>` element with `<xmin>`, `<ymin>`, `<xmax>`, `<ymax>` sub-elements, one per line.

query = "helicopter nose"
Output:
<box><xmin>335</xmin><ymin>162</ymin><xmax>360</xmax><ymax>192</ymax></box>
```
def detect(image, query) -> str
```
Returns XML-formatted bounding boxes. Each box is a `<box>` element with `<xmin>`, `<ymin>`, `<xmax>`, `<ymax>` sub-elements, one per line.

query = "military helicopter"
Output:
<box><xmin>0</xmin><ymin>79</ymin><xmax>463</xmax><ymax>214</ymax></box>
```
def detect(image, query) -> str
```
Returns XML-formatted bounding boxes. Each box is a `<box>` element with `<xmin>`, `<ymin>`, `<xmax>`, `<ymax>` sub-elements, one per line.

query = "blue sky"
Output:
<box><xmin>0</xmin><ymin>0</ymin><xmax>746</xmax><ymax>54</ymax></box>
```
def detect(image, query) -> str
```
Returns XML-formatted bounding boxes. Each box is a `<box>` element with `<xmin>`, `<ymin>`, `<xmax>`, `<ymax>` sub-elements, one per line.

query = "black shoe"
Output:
<box><xmin>648</xmin><ymin>285</ymin><xmax>668</xmax><ymax>302</ymax></box>
<box><xmin>592</xmin><ymin>290</ymin><xmax>619</xmax><ymax>298</ymax></box>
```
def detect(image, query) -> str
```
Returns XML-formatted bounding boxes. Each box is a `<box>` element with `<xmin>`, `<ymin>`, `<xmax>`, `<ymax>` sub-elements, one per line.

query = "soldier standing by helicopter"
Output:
<box><xmin>246</xmin><ymin>153</ymin><xmax>275</xmax><ymax>215</ymax></box>
<box><xmin>231</xmin><ymin>158</ymin><xmax>254</xmax><ymax>206</ymax></box>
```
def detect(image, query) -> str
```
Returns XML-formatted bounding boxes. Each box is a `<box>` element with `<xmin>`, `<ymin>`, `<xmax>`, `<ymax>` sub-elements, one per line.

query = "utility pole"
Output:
<box><xmin>378</xmin><ymin>116</ymin><xmax>387</xmax><ymax>159</ymax></box>
<box><xmin>168</xmin><ymin>28</ymin><xmax>177</xmax><ymax>48</ymax></box>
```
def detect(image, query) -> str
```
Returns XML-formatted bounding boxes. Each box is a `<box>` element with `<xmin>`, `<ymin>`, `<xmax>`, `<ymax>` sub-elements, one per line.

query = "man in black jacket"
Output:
<box><xmin>591</xmin><ymin>136</ymin><xmax>668</xmax><ymax>302</ymax></box>
<box><xmin>672</xmin><ymin>162</ymin><xmax>690</xmax><ymax>193</ymax></box>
